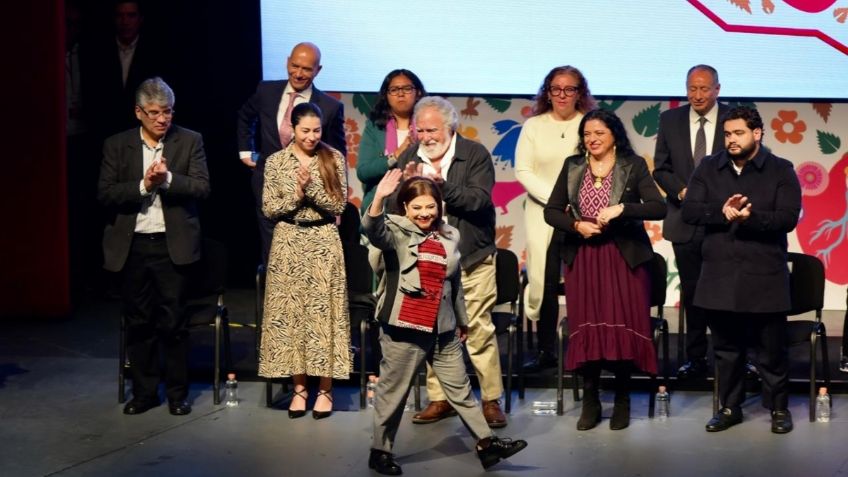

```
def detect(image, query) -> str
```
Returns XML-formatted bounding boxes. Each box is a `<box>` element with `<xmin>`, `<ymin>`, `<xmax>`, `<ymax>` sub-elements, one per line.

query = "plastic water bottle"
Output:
<box><xmin>367</xmin><ymin>376</ymin><xmax>378</xmax><ymax>408</ymax></box>
<box><xmin>655</xmin><ymin>385</ymin><xmax>670</xmax><ymax>420</ymax></box>
<box><xmin>816</xmin><ymin>387</ymin><xmax>831</xmax><ymax>422</ymax></box>
<box><xmin>225</xmin><ymin>373</ymin><xmax>239</xmax><ymax>407</ymax></box>
<box><xmin>532</xmin><ymin>401</ymin><xmax>557</xmax><ymax>416</ymax></box>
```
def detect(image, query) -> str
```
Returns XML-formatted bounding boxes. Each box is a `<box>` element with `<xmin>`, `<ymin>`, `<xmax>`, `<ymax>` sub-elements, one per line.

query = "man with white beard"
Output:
<box><xmin>392</xmin><ymin>96</ymin><xmax>507</xmax><ymax>428</ymax></box>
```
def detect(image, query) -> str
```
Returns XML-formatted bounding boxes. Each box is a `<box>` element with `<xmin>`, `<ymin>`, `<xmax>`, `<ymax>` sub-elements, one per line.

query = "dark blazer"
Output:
<box><xmin>236</xmin><ymin>80</ymin><xmax>347</xmax><ymax>162</ymax></box>
<box><xmin>98</xmin><ymin>125</ymin><xmax>211</xmax><ymax>272</ymax></box>
<box><xmin>544</xmin><ymin>153</ymin><xmax>666</xmax><ymax>269</ymax></box>
<box><xmin>681</xmin><ymin>147</ymin><xmax>801</xmax><ymax>313</ymax></box>
<box><xmin>83</xmin><ymin>35</ymin><xmax>169</xmax><ymax>138</ymax></box>
<box><xmin>236</xmin><ymin>80</ymin><xmax>346</xmax><ymax>204</ymax></box>
<box><xmin>653</xmin><ymin>104</ymin><xmax>729</xmax><ymax>243</ymax></box>
<box><xmin>395</xmin><ymin>134</ymin><xmax>496</xmax><ymax>269</ymax></box>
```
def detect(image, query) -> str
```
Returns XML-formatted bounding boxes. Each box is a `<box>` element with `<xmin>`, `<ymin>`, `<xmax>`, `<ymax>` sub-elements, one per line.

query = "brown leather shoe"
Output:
<box><xmin>412</xmin><ymin>400</ymin><xmax>457</xmax><ymax>424</ymax></box>
<box><xmin>482</xmin><ymin>400</ymin><xmax>507</xmax><ymax>428</ymax></box>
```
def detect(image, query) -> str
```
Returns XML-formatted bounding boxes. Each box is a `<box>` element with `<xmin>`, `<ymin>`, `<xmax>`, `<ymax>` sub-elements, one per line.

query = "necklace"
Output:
<box><xmin>589</xmin><ymin>160</ymin><xmax>614</xmax><ymax>189</ymax></box>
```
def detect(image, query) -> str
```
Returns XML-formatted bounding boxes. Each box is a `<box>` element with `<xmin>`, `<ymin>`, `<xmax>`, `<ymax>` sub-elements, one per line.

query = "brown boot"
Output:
<box><xmin>412</xmin><ymin>400</ymin><xmax>457</xmax><ymax>424</ymax></box>
<box><xmin>482</xmin><ymin>400</ymin><xmax>507</xmax><ymax>428</ymax></box>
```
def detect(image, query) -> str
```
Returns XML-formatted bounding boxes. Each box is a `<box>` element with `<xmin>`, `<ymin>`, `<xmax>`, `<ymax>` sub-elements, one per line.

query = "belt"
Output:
<box><xmin>134</xmin><ymin>232</ymin><xmax>166</xmax><ymax>240</ymax></box>
<box><xmin>279</xmin><ymin>216</ymin><xmax>334</xmax><ymax>227</ymax></box>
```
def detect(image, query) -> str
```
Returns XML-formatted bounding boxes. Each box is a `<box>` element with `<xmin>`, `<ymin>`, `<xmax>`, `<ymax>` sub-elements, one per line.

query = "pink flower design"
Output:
<box><xmin>796</xmin><ymin>161</ymin><xmax>829</xmax><ymax>196</ymax></box>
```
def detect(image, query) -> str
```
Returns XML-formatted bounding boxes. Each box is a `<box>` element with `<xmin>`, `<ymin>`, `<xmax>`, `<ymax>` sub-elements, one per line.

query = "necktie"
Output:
<box><xmin>278</xmin><ymin>92</ymin><xmax>298</xmax><ymax>148</ymax></box>
<box><xmin>693</xmin><ymin>116</ymin><xmax>707</xmax><ymax>166</ymax></box>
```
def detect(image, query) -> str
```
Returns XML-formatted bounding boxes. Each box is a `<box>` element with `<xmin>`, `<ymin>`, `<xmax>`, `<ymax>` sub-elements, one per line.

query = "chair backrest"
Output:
<box><xmin>787</xmin><ymin>252</ymin><xmax>825</xmax><ymax>316</ymax></box>
<box><xmin>648</xmin><ymin>252</ymin><xmax>667</xmax><ymax>309</ymax></box>
<box><xmin>343</xmin><ymin>241</ymin><xmax>374</xmax><ymax>295</ymax></box>
<box><xmin>185</xmin><ymin>238</ymin><xmax>227</xmax><ymax>299</ymax></box>
<box><xmin>495</xmin><ymin>248</ymin><xmax>520</xmax><ymax>306</ymax></box>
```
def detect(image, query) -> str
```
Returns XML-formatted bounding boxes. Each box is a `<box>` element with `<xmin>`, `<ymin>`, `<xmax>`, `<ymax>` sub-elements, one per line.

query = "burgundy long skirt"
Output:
<box><xmin>563</xmin><ymin>240</ymin><xmax>657</xmax><ymax>374</ymax></box>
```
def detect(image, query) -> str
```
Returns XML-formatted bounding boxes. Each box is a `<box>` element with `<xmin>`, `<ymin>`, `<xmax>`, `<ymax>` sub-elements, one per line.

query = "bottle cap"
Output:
<box><xmin>228</xmin><ymin>373</ymin><xmax>236</xmax><ymax>380</ymax></box>
<box><xmin>658</xmin><ymin>385</ymin><xmax>667</xmax><ymax>393</ymax></box>
<box><xmin>819</xmin><ymin>386</ymin><xmax>828</xmax><ymax>395</ymax></box>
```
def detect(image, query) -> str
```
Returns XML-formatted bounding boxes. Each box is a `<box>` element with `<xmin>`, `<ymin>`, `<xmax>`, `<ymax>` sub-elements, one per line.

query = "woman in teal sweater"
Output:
<box><xmin>356</xmin><ymin>69</ymin><xmax>426</xmax><ymax>215</ymax></box>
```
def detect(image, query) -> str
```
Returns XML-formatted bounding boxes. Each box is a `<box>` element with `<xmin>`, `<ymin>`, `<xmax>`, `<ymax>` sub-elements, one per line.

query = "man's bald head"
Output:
<box><xmin>287</xmin><ymin>42</ymin><xmax>322</xmax><ymax>92</ymax></box>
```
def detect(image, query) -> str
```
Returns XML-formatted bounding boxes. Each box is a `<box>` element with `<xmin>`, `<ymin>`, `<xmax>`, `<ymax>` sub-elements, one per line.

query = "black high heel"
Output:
<box><xmin>288</xmin><ymin>389</ymin><xmax>308</xmax><ymax>419</ymax></box>
<box><xmin>312</xmin><ymin>389</ymin><xmax>333</xmax><ymax>420</ymax></box>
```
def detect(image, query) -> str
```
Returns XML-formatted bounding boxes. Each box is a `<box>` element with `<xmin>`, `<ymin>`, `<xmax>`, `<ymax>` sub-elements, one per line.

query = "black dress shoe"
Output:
<box><xmin>477</xmin><ymin>436</ymin><xmax>528</xmax><ymax>469</ymax></box>
<box><xmin>771</xmin><ymin>409</ymin><xmax>793</xmax><ymax>434</ymax></box>
<box><xmin>123</xmin><ymin>399</ymin><xmax>159</xmax><ymax>415</ymax></box>
<box><xmin>705</xmin><ymin>407</ymin><xmax>742</xmax><ymax>432</ymax></box>
<box><xmin>522</xmin><ymin>350</ymin><xmax>557</xmax><ymax>373</ymax></box>
<box><xmin>676</xmin><ymin>358</ymin><xmax>709</xmax><ymax>380</ymax></box>
<box><xmin>168</xmin><ymin>400</ymin><xmax>192</xmax><ymax>416</ymax></box>
<box><xmin>312</xmin><ymin>389</ymin><xmax>333</xmax><ymax>420</ymax></box>
<box><xmin>368</xmin><ymin>449</ymin><xmax>402</xmax><ymax>475</ymax></box>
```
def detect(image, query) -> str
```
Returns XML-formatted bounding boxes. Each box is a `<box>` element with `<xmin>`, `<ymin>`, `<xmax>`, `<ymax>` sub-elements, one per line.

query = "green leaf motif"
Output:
<box><xmin>483</xmin><ymin>97</ymin><xmax>511</xmax><ymax>113</ymax></box>
<box><xmin>598</xmin><ymin>100</ymin><xmax>624</xmax><ymax>112</ymax></box>
<box><xmin>632</xmin><ymin>103</ymin><xmax>661</xmax><ymax>137</ymax></box>
<box><xmin>817</xmin><ymin>130</ymin><xmax>841</xmax><ymax>155</ymax></box>
<box><xmin>352</xmin><ymin>93</ymin><xmax>377</xmax><ymax>117</ymax></box>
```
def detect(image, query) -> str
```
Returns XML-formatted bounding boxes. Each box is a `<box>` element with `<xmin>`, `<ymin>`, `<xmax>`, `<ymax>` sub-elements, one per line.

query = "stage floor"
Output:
<box><xmin>2</xmin><ymin>290</ymin><xmax>847</xmax><ymax>477</ymax></box>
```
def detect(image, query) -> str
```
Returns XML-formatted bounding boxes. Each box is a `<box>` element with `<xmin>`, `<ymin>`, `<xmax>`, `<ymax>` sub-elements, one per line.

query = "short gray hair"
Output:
<box><xmin>135</xmin><ymin>77</ymin><xmax>175</xmax><ymax>107</ymax></box>
<box><xmin>414</xmin><ymin>96</ymin><xmax>459</xmax><ymax>134</ymax></box>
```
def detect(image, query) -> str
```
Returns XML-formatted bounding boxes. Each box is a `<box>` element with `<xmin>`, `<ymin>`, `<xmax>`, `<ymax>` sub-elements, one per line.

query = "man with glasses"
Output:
<box><xmin>237</xmin><ymin>42</ymin><xmax>346</xmax><ymax>265</ymax></box>
<box><xmin>99</xmin><ymin>77</ymin><xmax>210</xmax><ymax>416</ymax></box>
<box><xmin>393</xmin><ymin>96</ymin><xmax>507</xmax><ymax>428</ymax></box>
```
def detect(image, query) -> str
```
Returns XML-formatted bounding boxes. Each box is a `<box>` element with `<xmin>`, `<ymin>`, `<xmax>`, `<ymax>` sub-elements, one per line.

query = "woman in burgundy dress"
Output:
<box><xmin>544</xmin><ymin>109</ymin><xmax>666</xmax><ymax>430</ymax></box>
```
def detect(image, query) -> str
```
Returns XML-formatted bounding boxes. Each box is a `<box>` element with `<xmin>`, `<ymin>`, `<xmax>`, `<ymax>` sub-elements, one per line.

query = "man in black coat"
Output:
<box><xmin>653</xmin><ymin>65</ymin><xmax>728</xmax><ymax>380</ymax></box>
<box><xmin>99</xmin><ymin>77</ymin><xmax>210</xmax><ymax>416</ymax></box>
<box><xmin>236</xmin><ymin>42</ymin><xmax>346</xmax><ymax>265</ymax></box>
<box><xmin>682</xmin><ymin>106</ymin><xmax>801</xmax><ymax>434</ymax></box>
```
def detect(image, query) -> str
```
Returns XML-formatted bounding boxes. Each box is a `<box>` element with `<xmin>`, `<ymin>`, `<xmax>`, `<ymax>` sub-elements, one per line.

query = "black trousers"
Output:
<box><xmin>536</xmin><ymin>236</ymin><xmax>563</xmax><ymax>355</ymax></box>
<box><xmin>672</xmin><ymin>227</ymin><xmax>708</xmax><ymax>361</ymax></box>
<box><xmin>709</xmin><ymin>311</ymin><xmax>788</xmax><ymax>411</ymax></box>
<box><xmin>122</xmin><ymin>234</ymin><xmax>191</xmax><ymax>402</ymax></box>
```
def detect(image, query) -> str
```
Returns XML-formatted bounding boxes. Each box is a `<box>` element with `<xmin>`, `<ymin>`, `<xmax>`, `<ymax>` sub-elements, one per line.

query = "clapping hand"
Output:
<box><xmin>294</xmin><ymin>163</ymin><xmax>311</xmax><ymax>200</ymax></box>
<box><xmin>143</xmin><ymin>157</ymin><xmax>169</xmax><ymax>191</ymax></box>
<box><xmin>402</xmin><ymin>161</ymin><xmax>423</xmax><ymax>181</ymax></box>
<box><xmin>722</xmin><ymin>194</ymin><xmax>752</xmax><ymax>222</ymax></box>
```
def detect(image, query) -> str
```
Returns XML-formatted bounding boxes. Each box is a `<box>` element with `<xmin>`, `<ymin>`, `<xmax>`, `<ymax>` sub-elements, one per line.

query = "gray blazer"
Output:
<box><xmin>98</xmin><ymin>125</ymin><xmax>211</xmax><ymax>272</ymax></box>
<box><xmin>363</xmin><ymin>213</ymin><xmax>467</xmax><ymax>334</ymax></box>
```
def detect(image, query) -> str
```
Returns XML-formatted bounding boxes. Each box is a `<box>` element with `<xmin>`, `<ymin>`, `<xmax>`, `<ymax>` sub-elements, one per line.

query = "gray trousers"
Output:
<box><xmin>372</xmin><ymin>325</ymin><xmax>495</xmax><ymax>453</ymax></box>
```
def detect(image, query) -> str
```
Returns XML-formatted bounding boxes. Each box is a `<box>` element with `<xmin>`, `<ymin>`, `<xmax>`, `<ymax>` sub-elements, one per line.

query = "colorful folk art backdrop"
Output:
<box><xmin>334</xmin><ymin>93</ymin><xmax>848</xmax><ymax>310</ymax></box>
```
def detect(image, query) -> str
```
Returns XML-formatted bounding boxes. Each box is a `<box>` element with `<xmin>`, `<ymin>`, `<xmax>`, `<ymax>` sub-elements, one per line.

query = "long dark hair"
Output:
<box><xmin>576</xmin><ymin>109</ymin><xmax>635</xmax><ymax>158</ymax></box>
<box><xmin>532</xmin><ymin>65</ymin><xmax>596</xmax><ymax>116</ymax></box>
<box><xmin>396</xmin><ymin>176</ymin><xmax>448</xmax><ymax>234</ymax></box>
<box><xmin>369</xmin><ymin>69</ymin><xmax>426</xmax><ymax>130</ymax></box>
<box><xmin>290</xmin><ymin>102</ymin><xmax>345</xmax><ymax>202</ymax></box>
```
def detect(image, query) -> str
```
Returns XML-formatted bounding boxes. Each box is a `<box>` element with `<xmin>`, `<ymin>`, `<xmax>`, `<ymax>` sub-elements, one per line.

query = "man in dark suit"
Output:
<box><xmin>98</xmin><ymin>77</ymin><xmax>210</xmax><ymax>416</ymax></box>
<box><xmin>85</xmin><ymin>0</ymin><xmax>170</xmax><ymax>139</ymax></box>
<box><xmin>236</xmin><ymin>42</ymin><xmax>346</xmax><ymax>265</ymax></box>
<box><xmin>682</xmin><ymin>106</ymin><xmax>801</xmax><ymax>434</ymax></box>
<box><xmin>653</xmin><ymin>65</ymin><xmax>728</xmax><ymax>380</ymax></box>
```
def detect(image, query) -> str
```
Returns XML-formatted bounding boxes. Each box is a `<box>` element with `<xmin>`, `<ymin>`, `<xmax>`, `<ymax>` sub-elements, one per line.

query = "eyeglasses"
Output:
<box><xmin>548</xmin><ymin>86</ymin><xmax>579</xmax><ymax>98</ymax></box>
<box><xmin>387</xmin><ymin>85</ymin><xmax>416</xmax><ymax>96</ymax></box>
<box><xmin>138</xmin><ymin>106</ymin><xmax>175</xmax><ymax>120</ymax></box>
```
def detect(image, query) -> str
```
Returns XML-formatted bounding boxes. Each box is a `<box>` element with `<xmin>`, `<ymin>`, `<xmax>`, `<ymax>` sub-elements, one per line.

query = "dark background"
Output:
<box><xmin>6</xmin><ymin>0</ymin><xmax>269</xmax><ymax>317</ymax></box>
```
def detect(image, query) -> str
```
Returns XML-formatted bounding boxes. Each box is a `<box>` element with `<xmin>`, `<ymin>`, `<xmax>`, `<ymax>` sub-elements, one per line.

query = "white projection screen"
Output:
<box><xmin>260</xmin><ymin>0</ymin><xmax>848</xmax><ymax>99</ymax></box>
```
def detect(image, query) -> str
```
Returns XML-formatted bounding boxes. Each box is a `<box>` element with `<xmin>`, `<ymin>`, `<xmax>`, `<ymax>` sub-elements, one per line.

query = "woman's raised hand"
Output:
<box><xmin>375</xmin><ymin>169</ymin><xmax>403</xmax><ymax>199</ymax></box>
